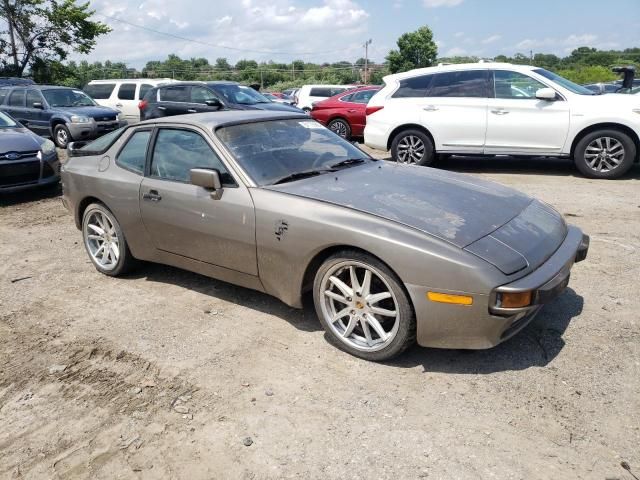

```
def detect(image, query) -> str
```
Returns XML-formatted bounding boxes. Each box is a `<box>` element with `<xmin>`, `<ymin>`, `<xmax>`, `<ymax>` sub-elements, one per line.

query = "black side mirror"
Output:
<box><xmin>32</xmin><ymin>102</ymin><xmax>43</xmax><ymax>109</ymax></box>
<box><xmin>190</xmin><ymin>168</ymin><xmax>223</xmax><ymax>199</ymax></box>
<box><xmin>205</xmin><ymin>99</ymin><xmax>223</xmax><ymax>109</ymax></box>
<box><xmin>612</xmin><ymin>66</ymin><xmax>635</xmax><ymax>90</ymax></box>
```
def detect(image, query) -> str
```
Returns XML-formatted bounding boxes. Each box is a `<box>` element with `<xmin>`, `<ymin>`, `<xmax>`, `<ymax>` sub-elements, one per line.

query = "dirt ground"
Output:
<box><xmin>1</xmin><ymin>150</ymin><xmax>639</xmax><ymax>480</ymax></box>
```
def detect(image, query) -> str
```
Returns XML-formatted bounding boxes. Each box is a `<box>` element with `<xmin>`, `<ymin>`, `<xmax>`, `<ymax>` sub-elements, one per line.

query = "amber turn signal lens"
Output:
<box><xmin>427</xmin><ymin>292</ymin><xmax>473</xmax><ymax>306</ymax></box>
<box><xmin>499</xmin><ymin>291</ymin><xmax>533</xmax><ymax>308</ymax></box>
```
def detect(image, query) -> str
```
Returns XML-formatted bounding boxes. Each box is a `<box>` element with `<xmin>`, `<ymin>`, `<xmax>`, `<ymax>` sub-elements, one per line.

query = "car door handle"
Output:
<box><xmin>115</xmin><ymin>103</ymin><xmax>123</xmax><ymax>107</ymax></box>
<box><xmin>142</xmin><ymin>190</ymin><xmax>162</xmax><ymax>202</ymax></box>
<box><xmin>423</xmin><ymin>105</ymin><xmax>439</xmax><ymax>111</ymax></box>
<box><xmin>187</xmin><ymin>109</ymin><xmax>197</xmax><ymax>113</ymax></box>
<box><xmin>157</xmin><ymin>106</ymin><xmax>166</xmax><ymax>111</ymax></box>
<box><xmin>491</xmin><ymin>109</ymin><xmax>509</xmax><ymax>115</ymax></box>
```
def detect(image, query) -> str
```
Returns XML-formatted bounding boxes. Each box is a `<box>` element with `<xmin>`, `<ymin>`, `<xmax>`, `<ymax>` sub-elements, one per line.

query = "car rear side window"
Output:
<box><xmin>150</xmin><ymin>129</ymin><xmax>235</xmax><ymax>186</ymax></box>
<box><xmin>429</xmin><ymin>70</ymin><xmax>488</xmax><ymax>98</ymax></box>
<box><xmin>8</xmin><ymin>89</ymin><xmax>25</xmax><ymax>107</ymax></box>
<box><xmin>351</xmin><ymin>89</ymin><xmax>378</xmax><ymax>104</ymax></box>
<box><xmin>116</xmin><ymin>130</ymin><xmax>151</xmax><ymax>175</ymax></box>
<box><xmin>139</xmin><ymin>84</ymin><xmax>154</xmax><ymax>100</ymax></box>
<box><xmin>0</xmin><ymin>88</ymin><xmax>9</xmax><ymax>104</ymax></box>
<box><xmin>84</xmin><ymin>83</ymin><xmax>115</xmax><ymax>99</ymax></box>
<box><xmin>392</xmin><ymin>75</ymin><xmax>433</xmax><ymax>98</ymax></box>
<box><xmin>159</xmin><ymin>86</ymin><xmax>188</xmax><ymax>102</ymax></box>
<box><xmin>26</xmin><ymin>90</ymin><xmax>42</xmax><ymax>107</ymax></box>
<box><xmin>117</xmin><ymin>83</ymin><xmax>136</xmax><ymax>100</ymax></box>
<box><xmin>309</xmin><ymin>87</ymin><xmax>334</xmax><ymax>97</ymax></box>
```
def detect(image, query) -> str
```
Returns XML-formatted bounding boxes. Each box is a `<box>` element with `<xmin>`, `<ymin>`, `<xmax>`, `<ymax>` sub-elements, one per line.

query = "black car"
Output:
<box><xmin>139</xmin><ymin>81</ymin><xmax>303</xmax><ymax>121</ymax></box>
<box><xmin>0</xmin><ymin>110</ymin><xmax>59</xmax><ymax>192</ymax></box>
<box><xmin>0</xmin><ymin>85</ymin><xmax>124</xmax><ymax>148</ymax></box>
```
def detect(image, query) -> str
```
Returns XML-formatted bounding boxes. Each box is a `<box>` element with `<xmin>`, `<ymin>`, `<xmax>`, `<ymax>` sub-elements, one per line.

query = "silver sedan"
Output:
<box><xmin>61</xmin><ymin>111</ymin><xmax>589</xmax><ymax>361</ymax></box>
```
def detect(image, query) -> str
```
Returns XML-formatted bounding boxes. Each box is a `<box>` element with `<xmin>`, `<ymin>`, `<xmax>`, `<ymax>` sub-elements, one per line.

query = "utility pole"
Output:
<box><xmin>363</xmin><ymin>39</ymin><xmax>372</xmax><ymax>85</ymax></box>
<box><xmin>530</xmin><ymin>50</ymin><xmax>533</xmax><ymax>65</ymax></box>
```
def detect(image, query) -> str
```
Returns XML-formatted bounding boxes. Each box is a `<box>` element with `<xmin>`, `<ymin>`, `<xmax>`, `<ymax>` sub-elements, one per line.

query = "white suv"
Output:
<box><xmin>364</xmin><ymin>63</ymin><xmax>640</xmax><ymax>179</ymax></box>
<box><xmin>295</xmin><ymin>84</ymin><xmax>354</xmax><ymax>111</ymax></box>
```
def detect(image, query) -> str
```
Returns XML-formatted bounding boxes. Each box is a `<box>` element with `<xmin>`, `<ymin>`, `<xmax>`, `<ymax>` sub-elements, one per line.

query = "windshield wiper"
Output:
<box><xmin>271</xmin><ymin>168</ymin><xmax>335</xmax><ymax>185</ymax></box>
<box><xmin>328</xmin><ymin>158</ymin><xmax>368</xmax><ymax>170</ymax></box>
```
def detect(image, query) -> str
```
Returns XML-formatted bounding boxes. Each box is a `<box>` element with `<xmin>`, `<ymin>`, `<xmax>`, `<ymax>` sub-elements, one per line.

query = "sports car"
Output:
<box><xmin>61</xmin><ymin>111</ymin><xmax>589</xmax><ymax>361</ymax></box>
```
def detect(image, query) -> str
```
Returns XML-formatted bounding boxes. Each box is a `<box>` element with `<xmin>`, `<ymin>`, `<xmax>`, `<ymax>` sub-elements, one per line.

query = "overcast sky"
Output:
<box><xmin>80</xmin><ymin>0</ymin><xmax>640</xmax><ymax>68</ymax></box>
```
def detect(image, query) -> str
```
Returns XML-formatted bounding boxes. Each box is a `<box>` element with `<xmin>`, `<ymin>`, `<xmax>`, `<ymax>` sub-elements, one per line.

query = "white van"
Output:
<box><xmin>295</xmin><ymin>84</ymin><xmax>354</xmax><ymax>111</ymax></box>
<box><xmin>84</xmin><ymin>79</ymin><xmax>175</xmax><ymax>123</ymax></box>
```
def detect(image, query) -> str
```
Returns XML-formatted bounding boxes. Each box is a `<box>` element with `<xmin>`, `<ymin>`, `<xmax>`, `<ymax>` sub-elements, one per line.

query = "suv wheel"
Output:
<box><xmin>574</xmin><ymin>129</ymin><xmax>636</xmax><ymax>179</ymax></box>
<box><xmin>53</xmin><ymin>124</ymin><xmax>71</xmax><ymax>148</ymax></box>
<box><xmin>391</xmin><ymin>129</ymin><xmax>435</xmax><ymax>166</ymax></box>
<box><xmin>328</xmin><ymin>118</ymin><xmax>351</xmax><ymax>139</ymax></box>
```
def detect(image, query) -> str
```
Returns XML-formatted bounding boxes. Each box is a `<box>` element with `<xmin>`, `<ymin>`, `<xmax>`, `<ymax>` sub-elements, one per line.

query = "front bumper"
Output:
<box><xmin>409</xmin><ymin>226</ymin><xmax>589</xmax><ymax>349</ymax></box>
<box><xmin>67</xmin><ymin>119</ymin><xmax>126</xmax><ymax>142</ymax></box>
<box><xmin>0</xmin><ymin>153</ymin><xmax>60</xmax><ymax>193</ymax></box>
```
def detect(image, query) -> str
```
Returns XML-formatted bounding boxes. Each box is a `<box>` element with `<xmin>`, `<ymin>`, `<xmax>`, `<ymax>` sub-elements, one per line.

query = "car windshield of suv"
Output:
<box><xmin>532</xmin><ymin>68</ymin><xmax>595</xmax><ymax>95</ymax></box>
<box><xmin>211</xmin><ymin>84</ymin><xmax>271</xmax><ymax>105</ymax></box>
<box><xmin>42</xmin><ymin>89</ymin><xmax>96</xmax><ymax>107</ymax></box>
<box><xmin>216</xmin><ymin>118</ymin><xmax>372</xmax><ymax>186</ymax></box>
<box><xmin>0</xmin><ymin>111</ymin><xmax>18</xmax><ymax>128</ymax></box>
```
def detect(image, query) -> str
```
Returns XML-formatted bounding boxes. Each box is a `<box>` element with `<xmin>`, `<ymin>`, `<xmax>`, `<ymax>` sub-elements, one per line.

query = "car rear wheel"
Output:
<box><xmin>327</xmin><ymin>118</ymin><xmax>351</xmax><ymax>139</ymax></box>
<box><xmin>391</xmin><ymin>129</ymin><xmax>435</xmax><ymax>166</ymax></box>
<box><xmin>82</xmin><ymin>203</ymin><xmax>136</xmax><ymax>276</ymax></box>
<box><xmin>313</xmin><ymin>250</ymin><xmax>415</xmax><ymax>361</ymax></box>
<box><xmin>53</xmin><ymin>124</ymin><xmax>71</xmax><ymax>148</ymax></box>
<box><xmin>574</xmin><ymin>129</ymin><xmax>636</xmax><ymax>179</ymax></box>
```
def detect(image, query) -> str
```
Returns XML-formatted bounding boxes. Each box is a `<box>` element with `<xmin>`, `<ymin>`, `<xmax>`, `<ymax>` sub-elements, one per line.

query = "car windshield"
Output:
<box><xmin>0</xmin><ymin>111</ymin><xmax>18</xmax><ymax>127</ymax></box>
<box><xmin>216</xmin><ymin>118</ymin><xmax>372</xmax><ymax>186</ymax></box>
<box><xmin>532</xmin><ymin>68</ymin><xmax>595</xmax><ymax>95</ymax></box>
<box><xmin>42</xmin><ymin>89</ymin><xmax>96</xmax><ymax>107</ymax></box>
<box><xmin>210</xmin><ymin>84</ymin><xmax>271</xmax><ymax>105</ymax></box>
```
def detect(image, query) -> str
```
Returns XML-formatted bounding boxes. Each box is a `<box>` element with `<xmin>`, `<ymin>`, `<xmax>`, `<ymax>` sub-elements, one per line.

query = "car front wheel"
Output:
<box><xmin>574</xmin><ymin>129</ymin><xmax>636</xmax><ymax>179</ymax></box>
<box><xmin>313</xmin><ymin>250</ymin><xmax>415</xmax><ymax>361</ymax></box>
<box><xmin>82</xmin><ymin>203</ymin><xmax>136</xmax><ymax>276</ymax></box>
<box><xmin>391</xmin><ymin>129</ymin><xmax>435</xmax><ymax>166</ymax></box>
<box><xmin>53</xmin><ymin>124</ymin><xmax>71</xmax><ymax>148</ymax></box>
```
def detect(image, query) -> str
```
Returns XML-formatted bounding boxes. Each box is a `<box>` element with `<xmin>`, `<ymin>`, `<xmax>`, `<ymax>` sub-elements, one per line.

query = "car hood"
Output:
<box><xmin>267</xmin><ymin>162</ymin><xmax>532</xmax><ymax>248</ymax></box>
<box><xmin>233</xmin><ymin>102</ymin><xmax>304</xmax><ymax>113</ymax></box>
<box><xmin>0</xmin><ymin>127</ymin><xmax>43</xmax><ymax>152</ymax></box>
<box><xmin>57</xmin><ymin>106</ymin><xmax>120</xmax><ymax>118</ymax></box>
<box><xmin>267</xmin><ymin>162</ymin><xmax>566</xmax><ymax>274</ymax></box>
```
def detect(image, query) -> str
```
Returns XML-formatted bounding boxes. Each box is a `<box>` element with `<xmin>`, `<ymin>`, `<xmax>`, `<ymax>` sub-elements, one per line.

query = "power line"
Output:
<box><xmin>95</xmin><ymin>11</ymin><xmax>350</xmax><ymax>57</ymax></box>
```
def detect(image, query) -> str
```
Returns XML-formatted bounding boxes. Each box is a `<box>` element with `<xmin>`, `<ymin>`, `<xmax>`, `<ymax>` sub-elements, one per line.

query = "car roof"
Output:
<box><xmin>88</xmin><ymin>78</ymin><xmax>173</xmax><ymax>83</ymax></box>
<box><xmin>138</xmin><ymin>110</ymin><xmax>308</xmax><ymax>129</ymax></box>
<box><xmin>387</xmin><ymin>62</ymin><xmax>539</xmax><ymax>80</ymax></box>
<box><xmin>0</xmin><ymin>84</ymin><xmax>75</xmax><ymax>91</ymax></box>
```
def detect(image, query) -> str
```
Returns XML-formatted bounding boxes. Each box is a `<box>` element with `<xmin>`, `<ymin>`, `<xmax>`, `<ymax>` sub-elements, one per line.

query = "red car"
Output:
<box><xmin>310</xmin><ymin>86</ymin><xmax>380</xmax><ymax>139</ymax></box>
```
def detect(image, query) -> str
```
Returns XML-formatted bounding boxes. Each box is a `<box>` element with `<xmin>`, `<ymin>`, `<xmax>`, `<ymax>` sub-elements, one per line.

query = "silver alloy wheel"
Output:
<box><xmin>396</xmin><ymin>135</ymin><xmax>425</xmax><ymax>164</ymax></box>
<box><xmin>329</xmin><ymin>120</ymin><xmax>349</xmax><ymax>138</ymax></box>
<box><xmin>56</xmin><ymin>128</ymin><xmax>68</xmax><ymax>146</ymax></box>
<box><xmin>320</xmin><ymin>260</ymin><xmax>400</xmax><ymax>352</ymax></box>
<box><xmin>584</xmin><ymin>137</ymin><xmax>625</xmax><ymax>172</ymax></box>
<box><xmin>84</xmin><ymin>210</ymin><xmax>120</xmax><ymax>271</ymax></box>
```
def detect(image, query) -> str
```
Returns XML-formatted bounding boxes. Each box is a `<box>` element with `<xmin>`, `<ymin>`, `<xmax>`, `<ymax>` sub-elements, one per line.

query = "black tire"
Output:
<box><xmin>53</xmin><ymin>124</ymin><xmax>71</xmax><ymax>149</ymax></box>
<box><xmin>327</xmin><ymin>118</ymin><xmax>352</xmax><ymax>139</ymax></box>
<box><xmin>302</xmin><ymin>107</ymin><xmax>311</xmax><ymax>113</ymax></box>
<box><xmin>573</xmin><ymin>129</ymin><xmax>636</xmax><ymax>179</ymax></box>
<box><xmin>313</xmin><ymin>250</ymin><xmax>416</xmax><ymax>361</ymax></box>
<box><xmin>391</xmin><ymin>129</ymin><xmax>435</xmax><ymax>166</ymax></box>
<box><xmin>81</xmin><ymin>203</ymin><xmax>136</xmax><ymax>276</ymax></box>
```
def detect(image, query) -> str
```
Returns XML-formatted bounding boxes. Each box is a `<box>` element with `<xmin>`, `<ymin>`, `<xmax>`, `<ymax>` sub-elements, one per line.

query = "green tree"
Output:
<box><xmin>0</xmin><ymin>0</ymin><xmax>110</xmax><ymax>77</ymax></box>
<box><xmin>386</xmin><ymin>25</ymin><xmax>438</xmax><ymax>73</ymax></box>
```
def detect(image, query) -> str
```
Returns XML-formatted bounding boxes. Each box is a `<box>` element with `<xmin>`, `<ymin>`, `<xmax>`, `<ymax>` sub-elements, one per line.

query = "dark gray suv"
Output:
<box><xmin>0</xmin><ymin>85</ymin><xmax>125</xmax><ymax>148</ymax></box>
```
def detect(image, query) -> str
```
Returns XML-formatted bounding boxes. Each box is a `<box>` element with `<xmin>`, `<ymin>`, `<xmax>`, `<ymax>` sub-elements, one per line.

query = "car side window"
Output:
<box><xmin>26</xmin><ymin>90</ymin><xmax>42</xmax><ymax>107</ymax></box>
<box><xmin>392</xmin><ymin>75</ymin><xmax>433</xmax><ymax>98</ymax></box>
<box><xmin>159</xmin><ymin>86</ymin><xmax>188</xmax><ymax>102</ymax></box>
<box><xmin>139</xmin><ymin>84</ymin><xmax>154</xmax><ymax>100</ymax></box>
<box><xmin>429</xmin><ymin>70</ymin><xmax>488</xmax><ymax>98</ymax></box>
<box><xmin>150</xmin><ymin>129</ymin><xmax>235</xmax><ymax>186</ymax></box>
<box><xmin>493</xmin><ymin>71</ymin><xmax>547</xmax><ymax>99</ymax></box>
<box><xmin>309</xmin><ymin>87</ymin><xmax>332</xmax><ymax>97</ymax></box>
<box><xmin>190</xmin><ymin>86</ymin><xmax>219</xmax><ymax>104</ymax></box>
<box><xmin>84</xmin><ymin>83</ymin><xmax>115</xmax><ymax>99</ymax></box>
<box><xmin>116</xmin><ymin>130</ymin><xmax>151</xmax><ymax>175</ymax></box>
<box><xmin>0</xmin><ymin>89</ymin><xmax>9</xmax><ymax>104</ymax></box>
<box><xmin>8</xmin><ymin>89</ymin><xmax>25</xmax><ymax>107</ymax></box>
<box><xmin>117</xmin><ymin>83</ymin><xmax>136</xmax><ymax>100</ymax></box>
<box><xmin>351</xmin><ymin>90</ymin><xmax>377</xmax><ymax>104</ymax></box>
